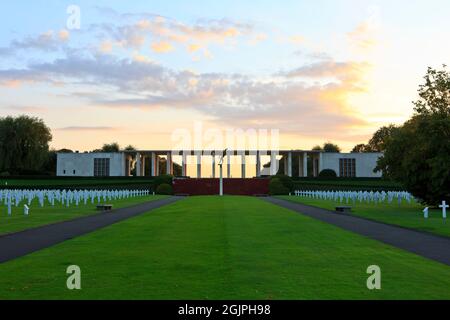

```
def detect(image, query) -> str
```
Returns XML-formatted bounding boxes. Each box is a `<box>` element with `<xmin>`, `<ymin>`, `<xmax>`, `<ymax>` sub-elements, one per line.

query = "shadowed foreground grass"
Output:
<box><xmin>0</xmin><ymin>195</ymin><xmax>167</xmax><ymax>235</ymax></box>
<box><xmin>279</xmin><ymin>196</ymin><xmax>450</xmax><ymax>238</ymax></box>
<box><xmin>0</xmin><ymin>196</ymin><xmax>449</xmax><ymax>299</ymax></box>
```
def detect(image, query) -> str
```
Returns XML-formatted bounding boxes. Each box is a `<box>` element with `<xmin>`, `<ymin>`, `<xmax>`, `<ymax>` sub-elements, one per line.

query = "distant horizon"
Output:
<box><xmin>1</xmin><ymin>1</ymin><xmax>449</xmax><ymax>152</ymax></box>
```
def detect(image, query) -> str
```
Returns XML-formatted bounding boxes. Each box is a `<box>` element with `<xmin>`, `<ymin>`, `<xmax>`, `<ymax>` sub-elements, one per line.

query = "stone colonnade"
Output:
<box><xmin>125</xmin><ymin>151</ymin><xmax>322</xmax><ymax>178</ymax></box>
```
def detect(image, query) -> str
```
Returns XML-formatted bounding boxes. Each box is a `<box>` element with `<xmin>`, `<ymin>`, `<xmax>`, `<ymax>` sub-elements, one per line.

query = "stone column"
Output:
<box><xmin>126</xmin><ymin>155</ymin><xmax>132</xmax><ymax>176</ymax></box>
<box><xmin>256</xmin><ymin>151</ymin><xmax>261</xmax><ymax>177</ymax></box>
<box><xmin>298</xmin><ymin>155</ymin><xmax>303</xmax><ymax>177</ymax></box>
<box><xmin>312</xmin><ymin>154</ymin><xmax>317</xmax><ymax>177</ymax></box>
<box><xmin>319</xmin><ymin>152</ymin><xmax>323</xmax><ymax>176</ymax></box>
<box><xmin>182</xmin><ymin>152</ymin><xmax>187</xmax><ymax>177</ymax></box>
<box><xmin>212</xmin><ymin>154</ymin><xmax>216</xmax><ymax>178</ymax></box>
<box><xmin>166</xmin><ymin>152</ymin><xmax>173</xmax><ymax>175</ymax></box>
<box><xmin>270</xmin><ymin>151</ymin><xmax>278</xmax><ymax>176</ymax></box>
<box><xmin>135</xmin><ymin>152</ymin><xmax>141</xmax><ymax>177</ymax></box>
<box><xmin>283</xmin><ymin>155</ymin><xmax>288</xmax><ymax>176</ymax></box>
<box><xmin>241</xmin><ymin>153</ymin><xmax>246</xmax><ymax>178</ymax></box>
<box><xmin>288</xmin><ymin>152</ymin><xmax>293</xmax><ymax>177</ymax></box>
<box><xmin>197</xmin><ymin>152</ymin><xmax>202</xmax><ymax>178</ymax></box>
<box><xmin>303</xmin><ymin>152</ymin><xmax>308</xmax><ymax>177</ymax></box>
<box><xmin>156</xmin><ymin>155</ymin><xmax>160</xmax><ymax>176</ymax></box>
<box><xmin>151</xmin><ymin>153</ymin><xmax>157</xmax><ymax>177</ymax></box>
<box><xmin>141</xmin><ymin>155</ymin><xmax>146</xmax><ymax>176</ymax></box>
<box><xmin>227</xmin><ymin>152</ymin><xmax>231</xmax><ymax>178</ymax></box>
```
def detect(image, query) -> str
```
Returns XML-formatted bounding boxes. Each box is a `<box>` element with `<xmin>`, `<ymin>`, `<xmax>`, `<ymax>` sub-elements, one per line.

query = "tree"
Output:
<box><xmin>57</xmin><ymin>148</ymin><xmax>73</xmax><ymax>153</ymax></box>
<box><xmin>351</xmin><ymin>125</ymin><xmax>398</xmax><ymax>153</ymax></box>
<box><xmin>0</xmin><ymin>115</ymin><xmax>52</xmax><ymax>174</ymax></box>
<box><xmin>312</xmin><ymin>145</ymin><xmax>323</xmax><ymax>151</ymax></box>
<box><xmin>351</xmin><ymin>144</ymin><xmax>368</xmax><ymax>153</ymax></box>
<box><xmin>100</xmin><ymin>142</ymin><xmax>120</xmax><ymax>152</ymax></box>
<box><xmin>366</xmin><ymin>125</ymin><xmax>398</xmax><ymax>152</ymax></box>
<box><xmin>323</xmin><ymin>142</ymin><xmax>341</xmax><ymax>153</ymax></box>
<box><xmin>413</xmin><ymin>65</ymin><xmax>450</xmax><ymax>116</ymax></box>
<box><xmin>41</xmin><ymin>150</ymin><xmax>57</xmax><ymax>176</ymax></box>
<box><xmin>312</xmin><ymin>142</ymin><xmax>341</xmax><ymax>152</ymax></box>
<box><xmin>124</xmin><ymin>145</ymin><xmax>136</xmax><ymax>151</ymax></box>
<box><xmin>376</xmin><ymin>66</ymin><xmax>450</xmax><ymax>205</ymax></box>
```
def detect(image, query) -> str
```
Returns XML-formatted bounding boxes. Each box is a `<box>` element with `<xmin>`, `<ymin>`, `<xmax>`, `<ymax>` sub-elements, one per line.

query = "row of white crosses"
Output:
<box><xmin>293</xmin><ymin>190</ymin><xmax>448</xmax><ymax>219</ymax></box>
<box><xmin>293</xmin><ymin>190</ymin><xmax>414</xmax><ymax>205</ymax></box>
<box><xmin>0</xmin><ymin>189</ymin><xmax>151</xmax><ymax>216</ymax></box>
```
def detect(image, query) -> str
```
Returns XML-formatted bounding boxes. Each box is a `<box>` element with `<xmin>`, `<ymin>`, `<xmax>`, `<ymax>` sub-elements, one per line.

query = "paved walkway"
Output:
<box><xmin>0</xmin><ymin>197</ymin><xmax>181</xmax><ymax>263</ymax></box>
<box><xmin>265</xmin><ymin>197</ymin><xmax>450</xmax><ymax>266</ymax></box>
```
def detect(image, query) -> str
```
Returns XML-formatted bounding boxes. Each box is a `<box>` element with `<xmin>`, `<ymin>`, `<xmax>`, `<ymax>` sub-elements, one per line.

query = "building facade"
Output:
<box><xmin>320</xmin><ymin>152</ymin><xmax>383</xmax><ymax>178</ymax></box>
<box><xmin>56</xmin><ymin>150</ymin><xmax>383</xmax><ymax>178</ymax></box>
<box><xmin>56</xmin><ymin>152</ymin><xmax>126</xmax><ymax>177</ymax></box>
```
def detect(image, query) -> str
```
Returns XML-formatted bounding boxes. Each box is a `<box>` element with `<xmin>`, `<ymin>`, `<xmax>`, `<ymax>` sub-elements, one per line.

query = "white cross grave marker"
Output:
<box><xmin>439</xmin><ymin>201</ymin><xmax>448</xmax><ymax>219</ymax></box>
<box><xmin>423</xmin><ymin>207</ymin><xmax>429</xmax><ymax>219</ymax></box>
<box><xmin>7</xmin><ymin>193</ymin><xmax>12</xmax><ymax>216</ymax></box>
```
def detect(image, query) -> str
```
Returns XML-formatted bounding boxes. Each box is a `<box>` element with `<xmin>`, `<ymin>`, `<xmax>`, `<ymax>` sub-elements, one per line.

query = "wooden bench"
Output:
<box><xmin>96</xmin><ymin>204</ymin><xmax>113</xmax><ymax>211</ymax></box>
<box><xmin>336</xmin><ymin>206</ymin><xmax>352</xmax><ymax>213</ymax></box>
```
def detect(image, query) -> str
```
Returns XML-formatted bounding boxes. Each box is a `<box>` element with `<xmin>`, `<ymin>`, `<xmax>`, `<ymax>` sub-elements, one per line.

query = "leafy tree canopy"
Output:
<box><xmin>376</xmin><ymin>66</ymin><xmax>450</xmax><ymax>205</ymax></box>
<box><xmin>0</xmin><ymin>115</ymin><xmax>52</xmax><ymax>173</ymax></box>
<box><xmin>352</xmin><ymin>125</ymin><xmax>398</xmax><ymax>153</ymax></box>
<box><xmin>313</xmin><ymin>142</ymin><xmax>341</xmax><ymax>153</ymax></box>
<box><xmin>351</xmin><ymin>144</ymin><xmax>368</xmax><ymax>153</ymax></box>
<box><xmin>100</xmin><ymin>142</ymin><xmax>120</xmax><ymax>152</ymax></box>
<box><xmin>124</xmin><ymin>145</ymin><xmax>136</xmax><ymax>151</ymax></box>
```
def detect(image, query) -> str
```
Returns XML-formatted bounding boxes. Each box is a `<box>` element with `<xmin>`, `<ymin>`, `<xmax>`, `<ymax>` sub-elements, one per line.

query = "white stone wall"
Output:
<box><xmin>321</xmin><ymin>153</ymin><xmax>383</xmax><ymax>178</ymax></box>
<box><xmin>56</xmin><ymin>153</ymin><xmax>126</xmax><ymax>177</ymax></box>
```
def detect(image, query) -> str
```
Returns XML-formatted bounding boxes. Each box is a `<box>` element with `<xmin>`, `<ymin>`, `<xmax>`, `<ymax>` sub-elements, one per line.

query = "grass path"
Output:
<box><xmin>279</xmin><ymin>196</ymin><xmax>450</xmax><ymax>238</ymax></box>
<box><xmin>0</xmin><ymin>196</ymin><xmax>449</xmax><ymax>299</ymax></box>
<box><xmin>0</xmin><ymin>195</ymin><xmax>167</xmax><ymax>235</ymax></box>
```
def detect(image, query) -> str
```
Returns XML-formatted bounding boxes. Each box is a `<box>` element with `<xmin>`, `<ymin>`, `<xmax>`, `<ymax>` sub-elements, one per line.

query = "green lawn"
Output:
<box><xmin>292</xmin><ymin>178</ymin><xmax>403</xmax><ymax>191</ymax></box>
<box><xmin>279</xmin><ymin>196</ymin><xmax>450</xmax><ymax>238</ymax></box>
<box><xmin>0</xmin><ymin>195</ymin><xmax>166</xmax><ymax>235</ymax></box>
<box><xmin>1</xmin><ymin>196</ymin><xmax>449</xmax><ymax>300</ymax></box>
<box><xmin>294</xmin><ymin>179</ymin><xmax>402</xmax><ymax>187</ymax></box>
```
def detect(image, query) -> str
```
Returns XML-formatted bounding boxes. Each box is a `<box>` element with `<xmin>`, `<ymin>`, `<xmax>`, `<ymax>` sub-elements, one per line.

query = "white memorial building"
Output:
<box><xmin>56</xmin><ymin>150</ymin><xmax>383</xmax><ymax>178</ymax></box>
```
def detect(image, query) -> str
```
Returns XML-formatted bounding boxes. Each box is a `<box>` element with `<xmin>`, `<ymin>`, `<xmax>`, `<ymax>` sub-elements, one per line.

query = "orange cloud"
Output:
<box><xmin>285</xmin><ymin>60</ymin><xmax>371</xmax><ymax>85</ymax></box>
<box><xmin>288</xmin><ymin>35</ymin><xmax>305</xmax><ymax>44</ymax></box>
<box><xmin>132</xmin><ymin>52</ymin><xmax>153</xmax><ymax>63</ymax></box>
<box><xmin>187</xmin><ymin>44</ymin><xmax>202</xmax><ymax>52</ymax></box>
<box><xmin>151</xmin><ymin>41</ymin><xmax>174</xmax><ymax>53</ymax></box>
<box><xmin>347</xmin><ymin>22</ymin><xmax>378</xmax><ymax>52</ymax></box>
<box><xmin>1</xmin><ymin>80</ymin><xmax>23</xmax><ymax>88</ymax></box>
<box><xmin>58</xmin><ymin>29</ymin><xmax>70</xmax><ymax>41</ymax></box>
<box><xmin>99</xmin><ymin>41</ymin><xmax>114</xmax><ymax>53</ymax></box>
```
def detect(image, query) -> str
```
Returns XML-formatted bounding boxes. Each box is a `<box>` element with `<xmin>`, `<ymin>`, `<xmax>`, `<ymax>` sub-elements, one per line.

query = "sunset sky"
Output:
<box><xmin>1</xmin><ymin>0</ymin><xmax>449</xmax><ymax>152</ymax></box>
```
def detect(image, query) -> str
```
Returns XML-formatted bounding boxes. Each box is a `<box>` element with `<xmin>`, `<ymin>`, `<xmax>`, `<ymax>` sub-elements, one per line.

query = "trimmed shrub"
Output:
<box><xmin>156</xmin><ymin>183</ymin><xmax>173</xmax><ymax>195</ymax></box>
<box><xmin>269</xmin><ymin>178</ymin><xmax>290</xmax><ymax>195</ymax></box>
<box><xmin>271</xmin><ymin>174</ymin><xmax>294</xmax><ymax>191</ymax></box>
<box><xmin>152</xmin><ymin>174</ymin><xmax>173</xmax><ymax>190</ymax></box>
<box><xmin>318</xmin><ymin>169</ymin><xmax>337</xmax><ymax>178</ymax></box>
